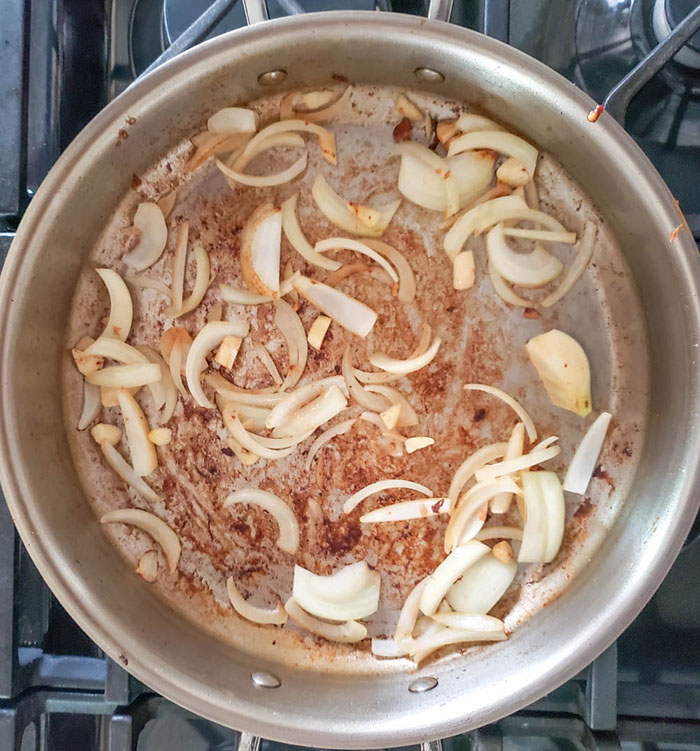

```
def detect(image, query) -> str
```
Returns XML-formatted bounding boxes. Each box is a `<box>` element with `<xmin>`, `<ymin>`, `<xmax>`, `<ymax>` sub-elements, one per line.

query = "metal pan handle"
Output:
<box><xmin>242</xmin><ymin>0</ymin><xmax>270</xmax><ymax>25</ymax></box>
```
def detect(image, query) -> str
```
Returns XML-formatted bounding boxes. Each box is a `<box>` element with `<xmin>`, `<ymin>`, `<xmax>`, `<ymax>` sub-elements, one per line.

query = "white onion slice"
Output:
<box><xmin>228</xmin><ymin>132</ymin><xmax>305</xmax><ymax>172</ymax></box>
<box><xmin>448</xmin><ymin>130</ymin><xmax>538</xmax><ymax>176</ymax></box>
<box><xmin>117</xmin><ymin>388</ymin><xmax>157</xmax><ymax>476</ymax></box>
<box><xmin>292</xmin><ymin>561</ymin><xmax>380</xmax><ymax>621</ymax></box>
<box><xmin>491</xmin><ymin>422</ymin><xmax>524</xmax><ymax>514</ymax></box>
<box><xmin>448</xmin><ymin>442</ymin><xmax>508</xmax><ymax>505</ymax></box>
<box><xmin>563</xmin><ymin>411</ymin><xmax>612</xmax><ymax>494</ymax></box>
<box><xmin>360</xmin><ymin>497</ymin><xmax>449</xmax><ymax>523</ymax></box>
<box><xmin>304</xmin><ymin>418</ymin><xmax>356</xmax><ymax>472</ymax></box>
<box><xmin>518</xmin><ymin>470</ymin><xmax>565</xmax><ymax>563</ymax></box>
<box><xmin>274</xmin><ymin>298</ymin><xmax>308</xmax><ymax>391</ymax></box>
<box><xmin>216</xmin><ymin>395</ymin><xmax>270</xmax><ymax>433</ymax></box>
<box><xmin>240</xmin><ymin>204</ymin><xmax>281</xmax><ymax>297</ymax></box>
<box><xmin>96</xmin><ymin>268</ymin><xmax>133</xmax><ymax>342</ymax></box>
<box><xmin>380</xmin><ymin>403</ymin><xmax>401</xmax><ymax>430</ymax></box>
<box><xmin>541</xmin><ymin>222</ymin><xmax>597</xmax><ymax>308</ymax></box>
<box><xmin>78</xmin><ymin>381</ymin><xmax>101</xmax><ymax>430</ymax></box>
<box><xmin>446</xmin><ymin>554</ymin><xmax>517</xmax><ymax>614</ymax></box>
<box><xmin>394</xmin><ymin>579</ymin><xmax>428</xmax><ymax>650</ymax></box>
<box><xmin>342</xmin><ymin>347</ymin><xmax>390</xmax><ymax>412</ymax></box>
<box><xmin>216</xmin><ymin>152</ymin><xmax>307</xmax><ymax>188</ymax></box>
<box><xmin>445</xmin><ymin>478</ymin><xmax>521</xmax><ymax>552</ymax></box>
<box><xmin>488</xmin><ymin>262</ymin><xmax>532</xmax><ymax>308</ymax></box>
<box><xmin>364</xmin><ymin>385</ymin><xmax>418</xmax><ymax>427</ymax></box>
<box><xmin>237</xmin><ymin>119</ymin><xmax>336</xmax><ymax>166</ymax></box>
<box><xmin>371</xmin><ymin>638</ymin><xmax>407</xmax><ymax>658</ymax></box>
<box><xmin>455</xmin><ymin>113</ymin><xmax>504</xmax><ymax>133</ymax></box>
<box><xmin>293</xmin><ymin>276</ymin><xmax>377</xmax><ymax>338</ymax></box>
<box><xmin>122</xmin><ymin>203</ymin><xmax>168</xmax><ymax>271</ymax></box>
<box><xmin>281</xmin><ymin>86</ymin><xmax>352</xmax><ymax>123</ymax></box>
<box><xmin>280</xmin><ymin>194</ymin><xmax>340</xmax><ymax>271</ymax></box>
<box><xmin>474</xmin><ymin>444</ymin><xmax>561</xmax><ymax>482</ymax></box>
<box><xmin>170</xmin><ymin>222</ymin><xmax>189</xmax><ymax>314</ymax></box>
<box><xmin>271</xmin><ymin>385</ymin><xmax>347</xmax><ymax>438</ymax></box>
<box><xmin>265</xmin><ymin>376</ymin><xmax>346</xmax><ymax>430</ymax></box>
<box><xmin>168</xmin><ymin>243</ymin><xmax>211</xmax><ymax>317</ymax></box>
<box><xmin>84</xmin><ymin>337</ymin><xmax>147</xmax><ymax>364</ymax></box>
<box><xmin>487</xmin><ymin>223</ymin><xmax>563</xmax><ymax>288</ymax></box>
<box><xmin>361</xmin><ymin>239</ymin><xmax>416</xmax><ymax>303</ymax></box>
<box><xmin>100</xmin><ymin>509</ymin><xmax>180</xmax><ymax>573</ymax></box>
<box><xmin>393</xmin><ymin>142</ymin><xmax>459</xmax><ymax>216</ymax></box>
<box><xmin>188</xmin><ymin>131</ymin><xmax>251</xmax><ymax>170</ymax></box>
<box><xmin>205</xmin><ymin>373</ymin><xmax>283</xmax><ymax>406</ymax></box>
<box><xmin>503</xmin><ymin>227</ymin><xmax>576</xmax><ymax>244</ymax></box>
<box><xmin>369</xmin><ymin>337</ymin><xmax>441</xmax><ymax>375</ymax></box>
<box><xmin>220</xmin><ymin>286</ymin><xmax>273</xmax><ymax>305</ymax></box>
<box><xmin>207</xmin><ymin>107</ymin><xmax>257</xmax><ymax>134</ymax></box>
<box><xmin>430</xmin><ymin>613</ymin><xmax>506</xmax><ymax>634</ymax></box>
<box><xmin>343</xmin><ymin>479</ymin><xmax>432</xmax><ymax>514</ymax></box>
<box><xmin>226</xmin><ymin>577</ymin><xmax>287</xmax><ymax>625</ymax></box>
<box><xmin>284</xmin><ymin>598</ymin><xmax>367</xmax><ymax>643</ymax></box>
<box><xmin>138</xmin><ymin>345</ymin><xmax>177</xmax><ymax>423</ymax></box>
<box><xmin>87</xmin><ymin>363</ymin><xmax>161</xmax><ymax>388</ymax></box>
<box><xmin>124</xmin><ymin>272</ymin><xmax>172</xmax><ymax>297</ymax></box>
<box><xmin>251</xmin><ymin>339</ymin><xmax>283</xmax><ymax>386</ymax></box>
<box><xmin>224</xmin><ymin>488</ymin><xmax>299</xmax><ymax>554</ymax></box>
<box><xmin>353</xmin><ymin>324</ymin><xmax>432</xmax><ymax>385</ymax></box>
<box><xmin>474</xmin><ymin>525</ymin><xmax>524</xmax><ymax>541</ymax></box>
<box><xmin>396</xmin><ymin>92</ymin><xmax>423</xmax><ymax>121</ymax></box>
<box><xmin>186</xmin><ymin>319</ymin><xmax>249</xmax><ymax>408</ymax></box>
<box><xmin>311</xmin><ymin>174</ymin><xmax>400</xmax><ymax>237</ymax></box>
<box><xmin>419</xmin><ymin>541</ymin><xmax>491</xmax><ymax>616</ymax></box>
<box><xmin>137</xmin><ymin>550</ymin><xmax>158</xmax><ymax>582</ymax></box>
<box><xmin>463</xmin><ymin>383</ymin><xmax>537</xmax><ymax>442</ymax></box>
<box><xmin>314</xmin><ymin>238</ymin><xmax>399</xmax><ymax>282</ymax></box>
<box><xmin>98</xmin><ymin>442</ymin><xmax>161</xmax><ymax>503</ymax></box>
<box><xmin>169</xmin><ymin>342</ymin><xmax>188</xmax><ymax>399</ymax></box>
<box><xmin>301</xmin><ymin>90</ymin><xmax>335</xmax><ymax>110</ymax></box>
<box><xmin>221</xmin><ymin>404</ymin><xmax>296</xmax><ymax>459</ymax></box>
<box><xmin>410</xmin><ymin>626</ymin><xmax>506</xmax><ymax>662</ymax></box>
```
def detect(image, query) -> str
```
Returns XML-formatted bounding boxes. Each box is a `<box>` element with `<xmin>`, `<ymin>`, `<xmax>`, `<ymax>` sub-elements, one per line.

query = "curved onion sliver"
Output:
<box><xmin>167</xmin><ymin>243</ymin><xmax>211</xmax><ymax>317</ymax></box>
<box><xmin>280</xmin><ymin>86</ymin><xmax>352</xmax><ymax>123</ymax></box>
<box><xmin>116</xmin><ymin>388</ymin><xmax>157</xmax><ymax>476</ymax></box>
<box><xmin>85</xmin><ymin>337</ymin><xmax>147</xmax><ymax>364</ymax></box>
<box><xmin>216</xmin><ymin>152</ymin><xmax>307</xmax><ymax>188</ymax></box>
<box><xmin>221</xmin><ymin>404</ymin><xmax>296</xmax><ymax>459</ymax></box>
<box><xmin>341</xmin><ymin>347</ymin><xmax>390</xmax><ymax>413</ymax></box>
<box><xmin>205</xmin><ymin>373</ymin><xmax>283</xmax><ymax>406</ymax></box>
<box><xmin>207</xmin><ymin>107</ymin><xmax>257</xmax><ymax>134</ymax></box>
<box><xmin>251</xmin><ymin>339</ymin><xmax>283</xmax><ymax>386</ymax></box>
<box><xmin>122</xmin><ymin>203</ymin><xmax>168</xmax><ymax>272</ymax></box>
<box><xmin>361</xmin><ymin>239</ymin><xmax>416</xmax><ymax>303</ymax></box>
<box><xmin>487</xmin><ymin>223</ymin><xmax>562</xmax><ymax>289</ymax></box>
<box><xmin>220</xmin><ymin>286</ymin><xmax>272</xmax><ymax>305</ymax></box>
<box><xmin>87</xmin><ymin>363</ymin><xmax>161</xmax><ymax>388</ymax></box>
<box><xmin>446</xmin><ymin>553</ymin><xmax>517</xmax><ymax>614</ymax></box>
<box><xmin>448</xmin><ymin>130</ymin><xmax>538</xmax><ymax>176</ymax></box>
<box><xmin>124</xmin><ymin>272</ymin><xmax>172</xmax><ymax>297</ymax></box>
<box><xmin>518</xmin><ymin>470</ymin><xmax>565</xmax><ymax>563</ymax></box>
<box><xmin>186</xmin><ymin>319</ymin><xmax>249</xmax><ymax>408</ymax></box>
<box><xmin>304</xmin><ymin>418</ymin><xmax>356</xmax><ymax>472</ymax></box>
<box><xmin>235</xmin><ymin>119</ymin><xmax>336</xmax><ymax>167</ymax></box>
<box><xmin>369</xmin><ymin>337</ymin><xmax>441</xmax><ymax>375</ymax></box>
<box><xmin>463</xmin><ymin>383</ymin><xmax>537</xmax><ymax>442</ymax></box>
<box><xmin>371</xmin><ymin>638</ymin><xmax>407</xmax><ymax>658</ymax></box>
<box><xmin>100</xmin><ymin>508</ymin><xmax>180</xmax><ymax>573</ymax></box>
<box><xmin>169</xmin><ymin>222</ymin><xmax>189</xmax><ymax>315</ymax></box>
<box><xmin>270</xmin><ymin>385</ymin><xmax>347</xmax><ymax>439</ymax></box>
<box><xmin>392</xmin><ymin>142</ymin><xmax>459</xmax><ymax>217</ymax></box>
<box><xmin>343</xmin><ymin>479</ymin><xmax>432</xmax><ymax>514</ymax></box>
<box><xmin>360</xmin><ymin>497</ymin><xmax>449</xmax><ymax>523</ymax></box>
<box><xmin>99</xmin><ymin>442</ymin><xmax>160</xmax><ymax>503</ymax></box>
<box><xmin>137</xmin><ymin>345</ymin><xmax>177</xmax><ymax>423</ymax></box>
<box><xmin>226</xmin><ymin>577</ymin><xmax>287</xmax><ymax>625</ymax></box>
<box><xmin>96</xmin><ymin>268</ymin><xmax>133</xmax><ymax>342</ymax></box>
<box><xmin>447</xmin><ymin>442</ymin><xmax>508</xmax><ymax>507</ymax></box>
<box><xmin>78</xmin><ymin>381</ymin><xmax>101</xmax><ymax>430</ymax></box>
<box><xmin>284</xmin><ymin>598</ymin><xmax>367</xmax><ymax>643</ymax></box>
<box><xmin>137</xmin><ymin>550</ymin><xmax>158</xmax><ymax>582</ymax></box>
<box><xmin>224</xmin><ymin>488</ymin><xmax>299</xmax><ymax>554</ymax></box>
<box><xmin>474</xmin><ymin>525</ymin><xmax>524</xmax><ymax>542</ymax></box>
<box><xmin>265</xmin><ymin>376</ymin><xmax>347</xmax><ymax>430</ymax></box>
<box><xmin>455</xmin><ymin>113</ymin><xmax>504</xmax><ymax>133</ymax></box>
<box><xmin>541</xmin><ymin>221</ymin><xmax>597</xmax><ymax>308</ymax></box>
<box><xmin>563</xmin><ymin>411</ymin><xmax>612</xmax><ymax>495</ymax></box>
<box><xmin>488</xmin><ymin>262</ymin><xmax>532</xmax><ymax>307</ymax></box>
<box><xmin>419</xmin><ymin>540</ymin><xmax>490</xmax><ymax>616</ymax></box>
<box><xmin>280</xmin><ymin>194</ymin><xmax>341</xmax><ymax>271</ymax></box>
<box><xmin>240</xmin><ymin>204</ymin><xmax>281</xmax><ymax>297</ymax></box>
<box><xmin>474</xmin><ymin>443</ymin><xmax>561</xmax><ymax>483</ymax></box>
<box><xmin>394</xmin><ymin>579</ymin><xmax>428</xmax><ymax>651</ymax></box>
<box><xmin>314</xmin><ymin>238</ymin><xmax>398</xmax><ymax>282</ymax></box>
<box><xmin>491</xmin><ymin>422</ymin><xmax>525</xmax><ymax>514</ymax></box>
<box><xmin>274</xmin><ymin>298</ymin><xmax>308</xmax><ymax>391</ymax></box>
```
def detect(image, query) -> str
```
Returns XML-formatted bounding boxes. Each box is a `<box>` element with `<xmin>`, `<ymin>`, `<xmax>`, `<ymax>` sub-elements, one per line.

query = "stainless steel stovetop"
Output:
<box><xmin>0</xmin><ymin>0</ymin><xmax>699</xmax><ymax>748</ymax></box>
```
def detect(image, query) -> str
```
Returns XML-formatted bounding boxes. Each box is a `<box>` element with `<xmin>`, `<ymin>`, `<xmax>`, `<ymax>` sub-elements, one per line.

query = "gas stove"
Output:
<box><xmin>1</xmin><ymin>1</ymin><xmax>700</xmax><ymax>749</ymax></box>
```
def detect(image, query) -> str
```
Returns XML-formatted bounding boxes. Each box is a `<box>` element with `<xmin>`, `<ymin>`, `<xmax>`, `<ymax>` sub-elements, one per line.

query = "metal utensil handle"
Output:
<box><xmin>242</xmin><ymin>0</ymin><xmax>270</xmax><ymax>24</ymax></box>
<box><xmin>427</xmin><ymin>0</ymin><xmax>453</xmax><ymax>23</ymax></box>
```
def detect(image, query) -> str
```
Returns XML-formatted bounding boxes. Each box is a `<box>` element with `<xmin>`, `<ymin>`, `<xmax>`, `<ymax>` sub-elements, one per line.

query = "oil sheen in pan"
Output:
<box><xmin>62</xmin><ymin>85</ymin><xmax>647</xmax><ymax>674</ymax></box>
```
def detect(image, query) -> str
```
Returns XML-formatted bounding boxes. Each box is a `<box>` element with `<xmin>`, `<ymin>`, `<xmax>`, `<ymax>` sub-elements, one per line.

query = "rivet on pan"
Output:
<box><xmin>409</xmin><ymin>676</ymin><xmax>438</xmax><ymax>693</ymax></box>
<box><xmin>258</xmin><ymin>70</ymin><xmax>288</xmax><ymax>86</ymax></box>
<box><xmin>251</xmin><ymin>671</ymin><xmax>281</xmax><ymax>688</ymax></box>
<box><xmin>414</xmin><ymin>67</ymin><xmax>445</xmax><ymax>83</ymax></box>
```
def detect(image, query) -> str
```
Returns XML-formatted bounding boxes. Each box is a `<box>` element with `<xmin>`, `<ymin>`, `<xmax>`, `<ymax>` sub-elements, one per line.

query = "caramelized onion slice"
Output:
<box><xmin>101</xmin><ymin>509</ymin><xmax>180</xmax><ymax>573</ymax></box>
<box><xmin>284</xmin><ymin>598</ymin><xmax>367</xmax><ymax>643</ymax></box>
<box><xmin>343</xmin><ymin>479</ymin><xmax>433</xmax><ymax>514</ymax></box>
<box><xmin>448</xmin><ymin>130</ymin><xmax>538</xmax><ymax>176</ymax></box>
<box><xmin>360</xmin><ymin>497</ymin><xmax>449</xmax><ymax>523</ymax></box>
<box><xmin>236</xmin><ymin>119</ymin><xmax>336</xmax><ymax>166</ymax></box>
<box><xmin>280</xmin><ymin>86</ymin><xmax>352</xmax><ymax>122</ymax></box>
<box><xmin>240</xmin><ymin>204</ymin><xmax>282</xmax><ymax>297</ymax></box>
<box><xmin>224</xmin><ymin>488</ymin><xmax>299</xmax><ymax>554</ymax></box>
<box><xmin>96</xmin><ymin>268</ymin><xmax>133</xmax><ymax>342</ymax></box>
<box><xmin>304</xmin><ymin>418</ymin><xmax>356</xmax><ymax>472</ymax></box>
<box><xmin>226</xmin><ymin>577</ymin><xmax>287</xmax><ymax>625</ymax></box>
<box><xmin>314</xmin><ymin>238</ymin><xmax>398</xmax><ymax>282</ymax></box>
<box><xmin>216</xmin><ymin>152</ymin><xmax>308</xmax><ymax>188</ymax></box>
<box><xmin>122</xmin><ymin>203</ymin><xmax>168</xmax><ymax>271</ymax></box>
<box><xmin>117</xmin><ymin>388</ymin><xmax>157</xmax><ymax>476</ymax></box>
<box><xmin>281</xmin><ymin>194</ymin><xmax>341</xmax><ymax>271</ymax></box>
<box><xmin>369</xmin><ymin>337</ymin><xmax>441</xmax><ymax>375</ymax></box>
<box><xmin>464</xmin><ymin>383</ymin><xmax>537</xmax><ymax>442</ymax></box>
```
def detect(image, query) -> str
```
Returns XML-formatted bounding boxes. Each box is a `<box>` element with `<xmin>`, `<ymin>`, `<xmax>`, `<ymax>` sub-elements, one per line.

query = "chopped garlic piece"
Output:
<box><xmin>215</xmin><ymin>336</ymin><xmax>242</xmax><ymax>369</ymax></box>
<box><xmin>148</xmin><ymin>428</ymin><xmax>172</xmax><ymax>446</ymax></box>
<box><xmin>405</xmin><ymin>436</ymin><xmax>434</xmax><ymax>453</ymax></box>
<box><xmin>307</xmin><ymin>315</ymin><xmax>331</xmax><ymax>350</ymax></box>
<box><xmin>91</xmin><ymin>423</ymin><xmax>122</xmax><ymax>446</ymax></box>
<box><xmin>453</xmin><ymin>251</ymin><xmax>475</xmax><ymax>290</ymax></box>
<box><xmin>380</xmin><ymin>403</ymin><xmax>402</xmax><ymax>431</ymax></box>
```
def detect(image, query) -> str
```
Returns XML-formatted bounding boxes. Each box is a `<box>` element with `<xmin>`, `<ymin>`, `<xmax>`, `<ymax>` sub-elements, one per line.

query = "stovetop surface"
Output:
<box><xmin>1</xmin><ymin>0</ymin><xmax>700</xmax><ymax>748</ymax></box>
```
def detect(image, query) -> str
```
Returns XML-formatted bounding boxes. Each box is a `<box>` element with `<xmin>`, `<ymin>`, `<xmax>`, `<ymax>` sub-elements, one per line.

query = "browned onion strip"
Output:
<box><xmin>284</xmin><ymin>598</ymin><xmax>367</xmax><ymax>643</ymax></box>
<box><xmin>361</xmin><ymin>239</ymin><xmax>417</xmax><ymax>303</ymax></box>
<box><xmin>188</xmin><ymin>131</ymin><xmax>250</xmax><ymax>170</ymax></box>
<box><xmin>236</xmin><ymin>120</ymin><xmax>336</xmax><ymax>167</ymax></box>
<box><xmin>226</xmin><ymin>577</ymin><xmax>287</xmax><ymax>625</ymax></box>
<box><xmin>170</xmin><ymin>222</ymin><xmax>189</xmax><ymax>314</ymax></box>
<box><xmin>98</xmin><ymin>441</ymin><xmax>161</xmax><ymax>503</ymax></box>
<box><xmin>274</xmin><ymin>298</ymin><xmax>308</xmax><ymax>391</ymax></box>
<box><xmin>279</xmin><ymin>86</ymin><xmax>352</xmax><ymax>123</ymax></box>
<box><xmin>304</xmin><ymin>418</ymin><xmax>356</xmax><ymax>472</ymax></box>
<box><xmin>326</xmin><ymin>263</ymin><xmax>371</xmax><ymax>286</ymax></box>
<box><xmin>100</xmin><ymin>509</ymin><xmax>180</xmax><ymax>573</ymax></box>
<box><xmin>463</xmin><ymin>383</ymin><xmax>537</xmax><ymax>442</ymax></box>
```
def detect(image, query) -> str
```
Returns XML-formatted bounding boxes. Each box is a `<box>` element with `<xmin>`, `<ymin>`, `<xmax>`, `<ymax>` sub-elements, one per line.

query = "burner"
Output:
<box><xmin>652</xmin><ymin>0</ymin><xmax>700</xmax><ymax>68</ymax></box>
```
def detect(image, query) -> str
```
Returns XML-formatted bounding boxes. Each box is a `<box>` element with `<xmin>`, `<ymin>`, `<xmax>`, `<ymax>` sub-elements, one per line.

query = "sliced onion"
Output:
<box><xmin>394</xmin><ymin>579</ymin><xmax>428</xmax><ymax>650</ymax></box>
<box><xmin>360</xmin><ymin>497</ymin><xmax>449</xmax><ymax>523</ymax></box>
<box><xmin>448</xmin><ymin>130</ymin><xmax>538</xmax><ymax>176</ymax></box>
<box><xmin>304</xmin><ymin>418</ymin><xmax>356</xmax><ymax>472</ymax></box>
<box><xmin>440</xmin><ymin>181</ymin><xmax>515</xmax><ymax>231</ymax></box>
<box><xmin>371</xmin><ymin>638</ymin><xmax>407</xmax><ymax>658</ymax></box>
<box><xmin>301</xmin><ymin>90</ymin><xmax>335</xmax><ymax>110</ymax></box>
<box><xmin>100</xmin><ymin>508</ymin><xmax>180</xmax><ymax>573</ymax></box>
<box><xmin>122</xmin><ymin>203</ymin><xmax>168</xmax><ymax>271</ymax></box>
<box><xmin>274</xmin><ymin>298</ymin><xmax>308</xmax><ymax>390</ymax></box>
<box><xmin>314</xmin><ymin>238</ymin><xmax>399</xmax><ymax>282</ymax></box>
<box><xmin>137</xmin><ymin>550</ymin><xmax>158</xmax><ymax>582</ymax></box>
<box><xmin>503</xmin><ymin>227</ymin><xmax>576</xmax><ymax>244</ymax></box>
<box><xmin>221</xmin><ymin>404</ymin><xmax>296</xmax><ymax>459</ymax></box>
<box><xmin>563</xmin><ymin>411</ymin><xmax>612</xmax><ymax>494</ymax></box>
<box><xmin>284</xmin><ymin>598</ymin><xmax>367</xmax><ymax>643</ymax></box>
<box><xmin>266</xmin><ymin>376</ymin><xmax>346</xmax><ymax>430</ymax></box>
<box><xmin>96</xmin><ymin>268</ymin><xmax>133</xmax><ymax>341</ymax></box>
<box><xmin>342</xmin><ymin>347</ymin><xmax>390</xmax><ymax>412</ymax></box>
<box><xmin>220</xmin><ymin>286</ymin><xmax>273</xmax><ymax>305</ymax></box>
<box><xmin>72</xmin><ymin>337</ymin><xmax>103</xmax><ymax>376</ymax></box>
<box><xmin>488</xmin><ymin>262</ymin><xmax>532</xmax><ymax>308</ymax></box>
<box><xmin>170</xmin><ymin>222</ymin><xmax>189</xmax><ymax>314</ymax></box>
<box><xmin>99</xmin><ymin>442</ymin><xmax>160</xmax><ymax>503</ymax></box>
<box><xmin>393</xmin><ymin>143</ymin><xmax>459</xmax><ymax>216</ymax></box>
<box><xmin>87</xmin><ymin>363</ymin><xmax>161</xmax><ymax>388</ymax></box>
<box><xmin>380</xmin><ymin>403</ymin><xmax>401</xmax><ymax>430</ymax></box>
<box><xmin>124</xmin><ymin>272</ymin><xmax>172</xmax><ymax>297</ymax></box>
<box><xmin>307</xmin><ymin>315</ymin><xmax>331</xmax><ymax>351</ymax></box>
<box><xmin>230</xmin><ymin>132</ymin><xmax>304</xmax><ymax>172</ymax></box>
<box><xmin>207</xmin><ymin>107</ymin><xmax>257</xmax><ymax>134</ymax></box>
<box><xmin>518</xmin><ymin>470</ymin><xmax>565</xmax><ymax>563</ymax></box>
<box><xmin>448</xmin><ymin>442</ymin><xmax>508</xmax><ymax>506</ymax></box>
<box><xmin>226</xmin><ymin>437</ymin><xmax>260</xmax><ymax>466</ymax></box>
<box><xmin>447</xmin><ymin>554</ymin><xmax>517</xmax><ymax>614</ymax></box>
<box><xmin>116</xmin><ymin>387</ymin><xmax>157</xmax><ymax>476</ymax></box>
<box><xmin>224</xmin><ymin>488</ymin><xmax>299</xmax><ymax>554</ymax></box>
<box><xmin>188</xmin><ymin>131</ymin><xmax>250</xmax><ymax>170</ymax></box>
<box><xmin>240</xmin><ymin>204</ymin><xmax>281</xmax><ymax>297</ymax></box>
<box><xmin>364</xmin><ymin>385</ymin><xmax>418</xmax><ymax>427</ymax></box>
<box><xmin>474</xmin><ymin>525</ymin><xmax>524</xmax><ymax>541</ymax></box>
<box><xmin>101</xmin><ymin>386</ymin><xmax>136</xmax><ymax>408</ymax></box>
<box><xmin>464</xmin><ymin>383</ymin><xmax>537</xmax><ymax>442</ymax></box>
<box><xmin>360</xmin><ymin>239</ymin><xmax>416</xmax><ymax>303</ymax></box>
<box><xmin>487</xmin><ymin>223</ymin><xmax>563</xmax><ymax>288</ymax></box>
<box><xmin>496</xmin><ymin>157</ymin><xmax>532</xmax><ymax>188</ymax></box>
<box><xmin>396</xmin><ymin>93</ymin><xmax>423</xmax><ymax>121</ymax></box>
<box><xmin>78</xmin><ymin>381</ymin><xmax>101</xmax><ymax>430</ymax></box>
<box><xmin>474</xmin><ymin>443</ymin><xmax>561</xmax><ymax>483</ymax></box>
<box><xmin>541</xmin><ymin>221</ymin><xmax>597</xmax><ymax>308</ymax></box>
<box><xmin>369</xmin><ymin>337</ymin><xmax>441</xmax><ymax>375</ymax></box>
<box><xmin>205</xmin><ymin>373</ymin><xmax>283</xmax><ymax>406</ymax></box>
<box><xmin>216</xmin><ymin>395</ymin><xmax>270</xmax><ymax>432</ymax></box>
<box><xmin>168</xmin><ymin>243</ymin><xmax>211</xmax><ymax>317</ymax></box>
<box><xmin>491</xmin><ymin>422</ymin><xmax>524</xmax><ymax>514</ymax></box>
<box><xmin>455</xmin><ymin>113</ymin><xmax>504</xmax><ymax>133</ymax></box>
<box><xmin>419</xmin><ymin>541</ymin><xmax>491</xmax><ymax>616</ymax></box>
<box><xmin>186</xmin><ymin>319</ymin><xmax>250</xmax><ymax>408</ymax></box>
<box><xmin>410</xmin><ymin>625</ymin><xmax>506</xmax><ymax>661</ymax></box>
<box><xmin>280</xmin><ymin>193</ymin><xmax>340</xmax><ymax>271</ymax></box>
<box><xmin>343</xmin><ymin>479</ymin><xmax>432</xmax><ymax>515</ymax></box>
<box><xmin>251</xmin><ymin>339</ymin><xmax>283</xmax><ymax>386</ymax></box>
<box><xmin>271</xmin><ymin>385</ymin><xmax>347</xmax><ymax>438</ymax></box>
<box><xmin>226</xmin><ymin>577</ymin><xmax>287</xmax><ymax>625</ymax></box>
<box><xmin>293</xmin><ymin>276</ymin><xmax>377</xmax><ymax>338</ymax></box>
<box><xmin>445</xmin><ymin>479</ymin><xmax>521</xmax><ymax>552</ymax></box>
<box><xmin>236</xmin><ymin>119</ymin><xmax>336</xmax><ymax>166</ymax></box>
<box><xmin>405</xmin><ymin>436</ymin><xmax>434</xmax><ymax>453</ymax></box>
<box><xmin>436</xmin><ymin>118</ymin><xmax>458</xmax><ymax>143</ymax></box>
<box><xmin>293</xmin><ymin>561</ymin><xmax>380</xmax><ymax>621</ymax></box>
<box><xmin>168</xmin><ymin>341</ymin><xmax>188</xmax><ymax>399</ymax></box>
<box><xmin>281</xmin><ymin>86</ymin><xmax>352</xmax><ymax>123</ymax></box>
<box><xmin>326</xmin><ymin>263</ymin><xmax>370</xmax><ymax>287</ymax></box>
<box><xmin>216</xmin><ymin>152</ymin><xmax>307</xmax><ymax>188</ymax></box>
<box><xmin>311</xmin><ymin>174</ymin><xmax>400</xmax><ymax>237</ymax></box>
<box><xmin>430</xmin><ymin>613</ymin><xmax>505</xmax><ymax>633</ymax></box>
<box><xmin>84</xmin><ymin>337</ymin><xmax>147</xmax><ymax>364</ymax></box>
